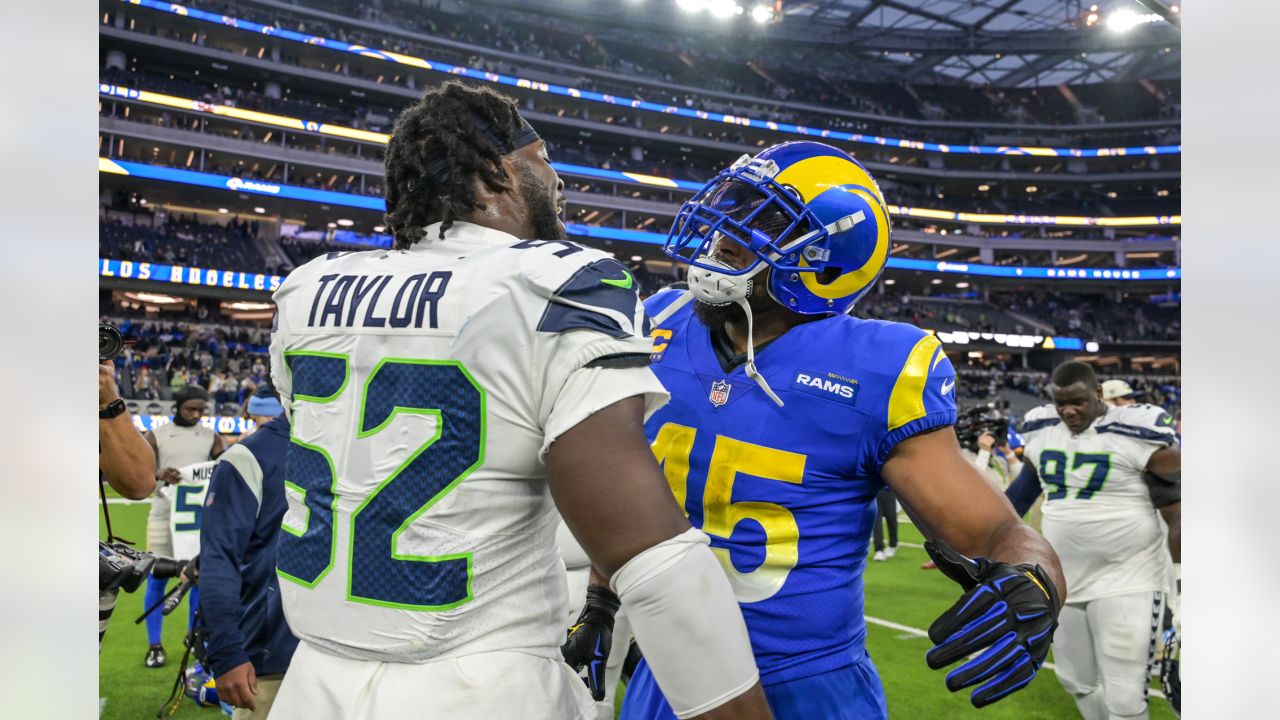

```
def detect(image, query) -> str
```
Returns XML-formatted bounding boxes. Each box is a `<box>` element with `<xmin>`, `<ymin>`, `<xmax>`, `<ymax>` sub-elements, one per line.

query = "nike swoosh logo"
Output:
<box><xmin>940</xmin><ymin>378</ymin><xmax>955</xmax><ymax>396</ymax></box>
<box><xmin>600</xmin><ymin>270</ymin><xmax>634</xmax><ymax>290</ymax></box>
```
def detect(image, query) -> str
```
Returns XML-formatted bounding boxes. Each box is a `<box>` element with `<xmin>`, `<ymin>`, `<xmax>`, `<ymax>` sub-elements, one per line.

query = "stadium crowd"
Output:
<box><xmin>103</xmin><ymin>305</ymin><xmax>1181</xmax><ymax>419</ymax></box>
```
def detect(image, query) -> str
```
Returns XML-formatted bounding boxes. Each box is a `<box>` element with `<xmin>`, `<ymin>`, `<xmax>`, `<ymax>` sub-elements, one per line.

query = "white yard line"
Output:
<box><xmin>863</xmin><ymin>615</ymin><xmax>1166</xmax><ymax>700</ymax></box>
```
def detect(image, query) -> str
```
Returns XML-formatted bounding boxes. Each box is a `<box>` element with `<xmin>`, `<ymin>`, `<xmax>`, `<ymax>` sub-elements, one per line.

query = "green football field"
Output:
<box><xmin>100</xmin><ymin>501</ymin><xmax>1174</xmax><ymax>719</ymax></box>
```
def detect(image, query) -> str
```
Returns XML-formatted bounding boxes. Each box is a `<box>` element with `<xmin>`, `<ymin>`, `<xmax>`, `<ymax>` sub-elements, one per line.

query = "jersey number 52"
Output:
<box><xmin>276</xmin><ymin>352</ymin><xmax>485</xmax><ymax>611</ymax></box>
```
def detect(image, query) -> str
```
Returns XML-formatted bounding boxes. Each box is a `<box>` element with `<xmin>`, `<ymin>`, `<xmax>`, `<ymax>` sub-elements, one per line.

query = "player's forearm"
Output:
<box><xmin>1160</xmin><ymin>502</ymin><xmax>1181</xmax><ymax>563</ymax></box>
<box><xmin>985</xmin><ymin>519</ymin><xmax>1067</xmax><ymax>608</ymax></box>
<box><xmin>99</xmin><ymin>416</ymin><xmax>157</xmax><ymax>499</ymax></box>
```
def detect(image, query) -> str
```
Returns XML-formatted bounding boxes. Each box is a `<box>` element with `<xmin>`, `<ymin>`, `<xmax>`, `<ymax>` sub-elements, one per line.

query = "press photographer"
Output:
<box><xmin>99</xmin><ymin>323</ymin><xmax>155</xmax><ymax>500</ymax></box>
<box><xmin>954</xmin><ymin>403</ymin><xmax>1023</xmax><ymax>490</ymax></box>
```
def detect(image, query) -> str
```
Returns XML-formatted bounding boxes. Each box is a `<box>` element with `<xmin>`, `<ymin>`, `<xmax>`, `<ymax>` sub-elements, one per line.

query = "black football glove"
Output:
<box><xmin>561</xmin><ymin>584</ymin><xmax>620</xmax><ymax>701</ymax></box>
<box><xmin>924</xmin><ymin>538</ymin><xmax>1061</xmax><ymax>708</ymax></box>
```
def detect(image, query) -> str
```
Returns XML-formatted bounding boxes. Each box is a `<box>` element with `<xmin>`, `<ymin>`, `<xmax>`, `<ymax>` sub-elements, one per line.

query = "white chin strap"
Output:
<box><xmin>653</xmin><ymin>257</ymin><xmax>784</xmax><ymax>407</ymax></box>
<box><xmin>651</xmin><ymin>212</ymin><xmax>864</xmax><ymax>409</ymax></box>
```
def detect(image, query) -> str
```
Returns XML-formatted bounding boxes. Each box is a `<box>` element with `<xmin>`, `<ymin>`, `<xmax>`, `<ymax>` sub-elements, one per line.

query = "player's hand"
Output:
<box><xmin>157</xmin><ymin>467</ymin><xmax>182</xmax><ymax>485</ymax></box>
<box><xmin>924</xmin><ymin>538</ymin><xmax>1060</xmax><ymax>708</ymax></box>
<box><xmin>561</xmin><ymin>584</ymin><xmax>620</xmax><ymax>701</ymax></box>
<box><xmin>215</xmin><ymin>662</ymin><xmax>257</xmax><ymax>710</ymax></box>
<box><xmin>99</xmin><ymin>361</ymin><xmax>121</xmax><ymax>409</ymax></box>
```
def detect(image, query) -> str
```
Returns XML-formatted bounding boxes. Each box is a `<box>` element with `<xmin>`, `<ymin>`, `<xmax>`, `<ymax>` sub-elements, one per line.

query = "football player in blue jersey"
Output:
<box><xmin>562</xmin><ymin>142</ymin><xmax>1067</xmax><ymax>719</ymax></box>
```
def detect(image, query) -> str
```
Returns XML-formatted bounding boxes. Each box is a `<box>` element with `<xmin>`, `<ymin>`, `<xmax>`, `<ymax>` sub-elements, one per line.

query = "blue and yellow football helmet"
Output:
<box><xmin>664</xmin><ymin>141</ymin><xmax>891</xmax><ymax>315</ymax></box>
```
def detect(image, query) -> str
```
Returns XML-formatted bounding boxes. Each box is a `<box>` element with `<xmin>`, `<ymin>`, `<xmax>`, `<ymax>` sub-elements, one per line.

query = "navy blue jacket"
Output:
<box><xmin>199</xmin><ymin>416</ymin><xmax>299</xmax><ymax>677</ymax></box>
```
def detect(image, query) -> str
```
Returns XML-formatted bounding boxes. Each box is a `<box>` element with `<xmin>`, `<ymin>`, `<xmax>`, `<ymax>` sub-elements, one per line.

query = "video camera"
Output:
<box><xmin>99</xmin><ymin>541</ymin><xmax>188</xmax><ymax>594</ymax></box>
<box><xmin>100</xmin><ymin>323</ymin><xmax>125</xmax><ymax>362</ymax></box>
<box><xmin>99</xmin><ymin>541</ymin><xmax>189</xmax><ymax>647</ymax></box>
<box><xmin>954</xmin><ymin>402</ymin><xmax>1011</xmax><ymax>449</ymax></box>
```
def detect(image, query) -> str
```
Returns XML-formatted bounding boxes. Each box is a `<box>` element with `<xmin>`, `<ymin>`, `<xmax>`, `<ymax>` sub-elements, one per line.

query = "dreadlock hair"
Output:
<box><xmin>384</xmin><ymin>81</ymin><xmax>524</xmax><ymax>249</ymax></box>
<box><xmin>1050</xmin><ymin>361</ymin><xmax>1099</xmax><ymax>390</ymax></box>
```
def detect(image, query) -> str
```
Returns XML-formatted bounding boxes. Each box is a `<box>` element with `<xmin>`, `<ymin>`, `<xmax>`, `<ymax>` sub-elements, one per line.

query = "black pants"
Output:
<box><xmin>873</xmin><ymin>488</ymin><xmax>898</xmax><ymax>552</ymax></box>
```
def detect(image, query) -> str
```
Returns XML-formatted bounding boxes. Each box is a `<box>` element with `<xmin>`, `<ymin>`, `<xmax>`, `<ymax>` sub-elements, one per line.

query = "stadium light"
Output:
<box><xmin>708</xmin><ymin>0</ymin><xmax>739</xmax><ymax>19</ymax></box>
<box><xmin>676</xmin><ymin>0</ymin><xmax>703</xmax><ymax>12</ymax></box>
<box><xmin>133</xmin><ymin>292</ymin><xmax>184</xmax><ymax>305</ymax></box>
<box><xmin>1106</xmin><ymin>8</ymin><xmax>1163</xmax><ymax>32</ymax></box>
<box><xmin>336</xmin><ymin>218</ymin><xmax>355</xmax><ymax>227</ymax></box>
<box><xmin>751</xmin><ymin>4</ymin><xmax>772</xmax><ymax>23</ymax></box>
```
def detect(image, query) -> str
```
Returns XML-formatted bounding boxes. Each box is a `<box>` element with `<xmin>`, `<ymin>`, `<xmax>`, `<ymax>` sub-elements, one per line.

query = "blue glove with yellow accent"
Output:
<box><xmin>924</xmin><ymin>539</ymin><xmax>1060</xmax><ymax>708</ymax></box>
<box><xmin>561</xmin><ymin>584</ymin><xmax>620</xmax><ymax>701</ymax></box>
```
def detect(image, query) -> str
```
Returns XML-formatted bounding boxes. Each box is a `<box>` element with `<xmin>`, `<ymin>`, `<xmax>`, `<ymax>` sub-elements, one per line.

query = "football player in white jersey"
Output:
<box><xmin>1009</xmin><ymin>362</ymin><xmax>1180</xmax><ymax>720</ymax></box>
<box><xmin>142</xmin><ymin>385</ymin><xmax>224</xmax><ymax>668</ymax></box>
<box><xmin>267</xmin><ymin>81</ymin><xmax>771</xmax><ymax>720</ymax></box>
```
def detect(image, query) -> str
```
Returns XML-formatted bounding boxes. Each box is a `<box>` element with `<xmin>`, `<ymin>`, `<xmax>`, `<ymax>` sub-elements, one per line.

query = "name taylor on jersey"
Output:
<box><xmin>304</xmin><ymin>264</ymin><xmax>452</xmax><ymax>330</ymax></box>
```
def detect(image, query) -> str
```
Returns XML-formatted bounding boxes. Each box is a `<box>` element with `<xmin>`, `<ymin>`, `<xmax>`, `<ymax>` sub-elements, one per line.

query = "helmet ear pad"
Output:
<box><xmin>768</xmin><ymin>182</ymin><xmax>891</xmax><ymax>315</ymax></box>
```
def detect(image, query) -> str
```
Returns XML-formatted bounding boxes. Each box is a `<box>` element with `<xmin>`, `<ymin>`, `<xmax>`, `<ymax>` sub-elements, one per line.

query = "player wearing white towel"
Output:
<box><xmin>142</xmin><ymin>385</ymin><xmax>224</xmax><ymax>668</ymax></box>
<box><xmin>266</xmin><ymin>81</ymin><xmax>771</xmax><ymax>720</ymax></box>
<box><xmin>1010</xmin><ymin>362</ymin><xmax>1180</xmax><ymax>720</ymax></box>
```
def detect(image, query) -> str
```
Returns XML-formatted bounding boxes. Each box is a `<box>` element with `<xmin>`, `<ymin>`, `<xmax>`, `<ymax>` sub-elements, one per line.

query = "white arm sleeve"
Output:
<box><xmin>611</xmin><ymin>528</ymin><xmax>759</xmax><ymax>719</ymax></box>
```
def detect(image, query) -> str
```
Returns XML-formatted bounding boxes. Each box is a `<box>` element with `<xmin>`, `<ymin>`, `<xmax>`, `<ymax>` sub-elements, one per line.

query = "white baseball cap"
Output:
<box><xmin>1101</xmin><ymin>379</ymin><xmax>1141</xmax><ymax>401</ymax></box>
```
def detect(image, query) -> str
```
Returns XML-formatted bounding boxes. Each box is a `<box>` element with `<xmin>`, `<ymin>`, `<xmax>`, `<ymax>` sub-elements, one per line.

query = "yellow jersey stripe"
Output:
<box><xmin>888</xmin><ymin>335</ymin><xmax>943</xmax><ymax>431</ymax></box>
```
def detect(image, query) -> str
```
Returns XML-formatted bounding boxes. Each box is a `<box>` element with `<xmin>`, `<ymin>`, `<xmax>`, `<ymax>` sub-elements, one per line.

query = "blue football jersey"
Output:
<box><xmin>643</xmin><ymin>290</ymin><xmax>958</xmax><ymax>685</ymax></box>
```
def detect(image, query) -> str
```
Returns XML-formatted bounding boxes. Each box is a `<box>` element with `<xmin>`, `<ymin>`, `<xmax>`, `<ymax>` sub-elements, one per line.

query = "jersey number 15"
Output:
<box><xmin>652</xmin><ymin>423</ymin><xmax>806</xmax><ymax>604</ymax></box>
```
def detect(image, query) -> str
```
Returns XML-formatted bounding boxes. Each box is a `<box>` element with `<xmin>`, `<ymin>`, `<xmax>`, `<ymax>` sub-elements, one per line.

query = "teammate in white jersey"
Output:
<box><xmin>267</xmin><ymin>81</ymin><xmax>771</xmax><ymax>720</ymax></box>
<box><xmin>142</xmin><ymin>385</ymin><xmax>224</xmax><ymax>668</ymax></box>
<box><xmin>168</xmin><ymin>460</ymin><xmax>217</xmax><ymax>561</ymax></box>
<box><xmin>1008</xmin><ymin>362</ymin><xmax>1180</xmax><ymax>720</ymax></box>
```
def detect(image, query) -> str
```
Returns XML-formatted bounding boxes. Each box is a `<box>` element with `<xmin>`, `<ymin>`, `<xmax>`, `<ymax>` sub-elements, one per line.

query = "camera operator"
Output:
<box><xmin>955</xmin><ymin>405</ymin><xmax>1023</xmax><ymax>490</ymax></box>
<box><xmin>142</xmin><ymin>385</ymin><xmax>225</xmax><ymax>669</ymax></box>
<box><xmin>99</xmin><ymin>359</ymin><xmax>155</xmax><ymax>499</ymax></box>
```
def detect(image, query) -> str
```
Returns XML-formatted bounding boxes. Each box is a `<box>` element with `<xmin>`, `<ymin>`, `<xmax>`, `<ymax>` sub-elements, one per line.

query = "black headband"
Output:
<box><xmin>409</xmin><ymin>112</ymin><xmax>540</xmax><ymax>192</ymax></box>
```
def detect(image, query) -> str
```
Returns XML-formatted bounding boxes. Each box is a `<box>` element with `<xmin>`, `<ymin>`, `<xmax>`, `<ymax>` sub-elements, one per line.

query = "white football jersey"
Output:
<box><xmin>1021</xmin><ymin>402</ymin><xmax>1177</xmax><ymax>602</ymax></box>
<box><xmin>168</xmin><ymin>460</ymin><xmax>217</xmax><ymax>561</ymax></box>
<box><xmin>269</xmin><ymin>221</ymin><xmax>667</xmax><ymax>663</ymax></box>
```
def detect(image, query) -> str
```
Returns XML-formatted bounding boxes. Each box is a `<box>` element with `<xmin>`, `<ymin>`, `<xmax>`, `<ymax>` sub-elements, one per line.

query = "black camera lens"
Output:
<box><xmin>99</xmin><ymin>323</ymin><xmax>124</xmax><ymax>361</ymax></box>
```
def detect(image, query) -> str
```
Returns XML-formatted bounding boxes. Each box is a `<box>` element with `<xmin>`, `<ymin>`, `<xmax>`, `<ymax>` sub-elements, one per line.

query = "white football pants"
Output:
<box><xmin>267</xmin><ymin>641</ymin><xmax>595</xmax><ymax>720</ymax></box>
<box><xmin>1052</xmin><ymin>591</ymin><xmax>1164</xmax><ymax>720</ymax></box>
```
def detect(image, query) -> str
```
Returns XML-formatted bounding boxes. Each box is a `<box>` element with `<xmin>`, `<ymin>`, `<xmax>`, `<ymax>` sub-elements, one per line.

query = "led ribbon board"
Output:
<box><xmin>98</xmin><ymin>159</ymin><xmax>1181</xmax><ymax>281</ymax></box>
<box><xmin>119</xmin><ymin>0</ymin><xmax>1182</xmax><ymax>158</ymax></box>
<box><xmin>98</xmin><ymin>85</ymin><xmax>1181</xmax><ymax>228</ymax></box>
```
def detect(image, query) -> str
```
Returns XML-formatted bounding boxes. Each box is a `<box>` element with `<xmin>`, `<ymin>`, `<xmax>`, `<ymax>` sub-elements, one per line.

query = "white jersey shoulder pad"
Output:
<box><xmin>514</xmin><ymin>241</ymin><xmax>649</xmax><ymax>341</ymax></box>
<box><xmin>1097</xmin><ymin>404</ymin><xmax>1178</xmax><ymax>446</ymax></box>
<box><xmin>1019</xmin><ymin>404</ymin><xmax>1061</xmax><ymax>435</ymax></box>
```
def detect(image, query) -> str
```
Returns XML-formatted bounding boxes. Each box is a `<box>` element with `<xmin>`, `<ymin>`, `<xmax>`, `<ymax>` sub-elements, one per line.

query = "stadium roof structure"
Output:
<box><xmin>778</xmin><ymin>0</ymin><xmax>1182</xmax><ymax>85</ymax></box>
<box><xmin>469</xmin><ymin>0</ymin><xmax>1181</xmax><ymax>87</ymax></box>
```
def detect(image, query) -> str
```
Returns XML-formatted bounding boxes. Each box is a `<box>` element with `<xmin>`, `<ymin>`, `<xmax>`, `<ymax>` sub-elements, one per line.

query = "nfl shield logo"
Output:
<box><xmin>709</xmin><ymin>380</ymin><xmax>732</xmax><ymax>407</ymax></box>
